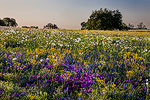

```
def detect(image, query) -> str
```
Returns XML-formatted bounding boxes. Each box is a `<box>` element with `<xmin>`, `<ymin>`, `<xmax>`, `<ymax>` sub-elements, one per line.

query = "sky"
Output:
<box><xmin>0</xmin><ymin>0</ymin><xmax>150</xmax><ymax>30</ymax></box>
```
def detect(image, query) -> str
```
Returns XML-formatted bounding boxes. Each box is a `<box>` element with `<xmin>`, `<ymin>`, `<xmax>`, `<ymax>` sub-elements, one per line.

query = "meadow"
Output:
<box><xmin>0</xmin><ymin>27</ymin><xmax>150</xmax><ymax>100</ymax></box>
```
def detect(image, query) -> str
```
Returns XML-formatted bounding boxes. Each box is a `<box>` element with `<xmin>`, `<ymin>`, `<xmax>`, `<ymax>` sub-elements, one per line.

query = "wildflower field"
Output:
<box><xmin>0</xmin><ymin>27</ymin><xmax>150</xmax><ymax>100</ymax></box>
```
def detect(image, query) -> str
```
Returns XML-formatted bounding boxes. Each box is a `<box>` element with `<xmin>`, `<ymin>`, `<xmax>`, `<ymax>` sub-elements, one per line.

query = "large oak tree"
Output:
<box><xmin>81</xmin><ymin>8</ymin><xmax>128</xmax><ymax>30</ymax></box>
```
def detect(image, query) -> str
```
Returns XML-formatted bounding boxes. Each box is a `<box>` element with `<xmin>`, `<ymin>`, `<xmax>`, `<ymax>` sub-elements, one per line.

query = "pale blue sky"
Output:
<box><xmin>0</xmin><ymin>0</ymin><xmax>150</xmax><ymax>29</ymax></box>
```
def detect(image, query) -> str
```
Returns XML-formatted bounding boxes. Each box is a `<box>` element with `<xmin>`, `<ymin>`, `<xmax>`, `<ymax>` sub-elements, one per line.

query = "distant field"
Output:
<box><xmin>129</xmin><ymin>29</ymin><xmax>150</xmax><ymax>32</ymax></box>
<box><xmin>0</xmin><ymin>27</ymin><xmax>149</xmax><ymax>100</ymax></box>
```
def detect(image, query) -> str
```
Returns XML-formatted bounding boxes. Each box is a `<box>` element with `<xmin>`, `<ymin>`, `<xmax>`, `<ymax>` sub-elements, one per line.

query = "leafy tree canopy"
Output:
<box><xmin>81</xmin><ymin>8</ymin><xmax>128</xmax><ymax>30</ymax></box>
<box><xmin>44</xmin><ymin>23</ymin><xmax>58</xmax><ymax>29</ymax></box>
<box><xmin>0</xmin><ymin>17</ymin><xmax>18</xmax><ymax>27</ymax></box>
<box><xmin>137</xmin><ymin>22</ymin><xmax>147</xmax><ymax>29</ymax></box>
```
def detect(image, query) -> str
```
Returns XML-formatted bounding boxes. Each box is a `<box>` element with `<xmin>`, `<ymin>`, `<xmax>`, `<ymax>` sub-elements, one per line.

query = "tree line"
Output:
<box><xmin>0</xmin><ymin>17</ymin><xmax>58</xmax><ymax>29</ymax></box>
<box><xmin>81</xmin><ymin>8</ymin><xmax>147</xmax><ymax>30</ymax></box>
<box><xmin>0</xmin><ymin>17</ymin><xmax>18</xmax><ymax>27</ymax></box>
<box><xmin>0</xmin><ymin>8</ymin><xmax>148</xmax><ymax>30</ymax></box>
<box><xmin>22</xmin><ymin>23</ymin><xmax>58</xmax><ymax>29</ymax></box>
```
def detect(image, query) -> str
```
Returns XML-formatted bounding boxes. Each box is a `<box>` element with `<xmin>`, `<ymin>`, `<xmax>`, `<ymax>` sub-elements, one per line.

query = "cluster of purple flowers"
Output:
<box><xmin>0</xmin><ymin>50</ymin><xmax>149</xmax><ymax>100</ymax></box>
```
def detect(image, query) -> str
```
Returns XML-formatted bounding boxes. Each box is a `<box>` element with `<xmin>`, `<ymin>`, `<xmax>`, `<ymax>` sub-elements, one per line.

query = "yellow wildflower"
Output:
<box><xmin>0</xmin><ymin>44</ymin><xmax>4</xmax><ymax>47</ymax></box>
<box><xmin>123</xmin><ymin>54</ymin><xmax>127</xmax><ymax>59</ymax></box>
<box><xmin>51</xmin><ymin>48</ymin><xmax>55</xmax><ymax>51</ymax></box>
<box><xmin>84</xmin><ymin>62</ymin><xmax>90</xmax><ymax>66</ymax></box>
<box><xmin>1</xmin><ymin>38</ymin><xmax>5</xmax><ymax>41</ymax></box>
<box><xmin>134</xmin><ymin>54</ymin><xmax>138</xmax><ymax>59</ymax></box>
<box><xmin>131</xmin><ymin>59</ymin><xmax>134</xmax><ymax>62</ymax></box>
<box><xmin>126</xmin><ymin>52</ymin><xmax>131</xmax><ymax>56</ymax></box>
<box><xmin>66</xmin><ymin>49</ymin><xmax>71</xmax><ymax>53</ymax></box>
<box><xmin>126</xmin><ymin>71</ymin><xmax>134</xmax><ymax>77</ymax></box>
<box><xmin>30</xmin><ymin>59</ymin><xmax>36</xmax><ymax>64</ymax></box>
<box><xmin>60</xmin><ymin>70</ymin><xmax>65</xmax><ymax>73</ymax></box>
<box><xmin>5</xmin><ymin>81</ymin><xmax>8</xmax><ymax>85</ymax></box>
<box><xmin>14</xmin><ymin>62</ymin><xmax>21</xmax><ymax>68</ymax></box>
<box><xmin>30</xmin><ymin>95</ymin><xmax>36</xmax><ymax>100</ymax></box>
<box><xmin>78</xmin><ymin>50</ymin><xmax>83</xmax><ymax>53</ymax></box>
<box><xmin>98</xmin><ymin>65</ymin><xmax>101</xmax><ymax>69</ymax></box>
<box><xmin>47</xmin><ymin>55</ymin><xmax>53</xmax><ymax>58</ymax></box>
<box><xmin>28</xmin><ymin>94</ymin><xmax>36</xmax><ymax>100</ymax></box>
<box><xmin>0</xmin><ymin>73</ymin><xmax>2</xmax><ymax>77</ymax></box>
<box><xmin>103</xmin><ymin>88</ymin><xmax>107</xmax><ymax>94</ymax></box>
<box><xmin>78</xmin><ymin>92</ymin><xmax>82</xmax><ymax>97</ymax></box>
<box><xmin>97</xmin><ymin>79</ymin><xmax>104</xmax><ymax>83</ymax></box>
<box><xmin>35</xmin><ymin>48</ymin><xmax>39</xmax><ymax>53</ymax></box>
<box><xmin>23</xmin><ymin>65</ymin><xmax>26</xmax><ymax>69</ymax></box>
<box><xmin>57</xmin><ymin>49</ymin><xmax>61</xmax><ymax>51</ymax></box>
<box><xmin>100</xmin><ymin>54</ymin><xmax>104</xmax><ymax>58</ymax></box>
<box><xmin>140</xmin><ymin>65</ymin><xmax>146</xmax><ymax>72</ymax></box>
<box><xmin>139</xmin><ymin>57</ymin><xmax>144</xmax><ymax>60</ymax></box>
<box><xmin>112</xmin><ymin>84</ymin><xmax>116</xmax><ymax>88</ymax></box>
<box><xmin>39</xmin><ymin>49</ymin><xmax>45</xmax><ymax>53</ymax></box>
<box><xmin>62</xmin><ymin>48</ymin><xmax>66</xmax><ymax>51</ymax></box>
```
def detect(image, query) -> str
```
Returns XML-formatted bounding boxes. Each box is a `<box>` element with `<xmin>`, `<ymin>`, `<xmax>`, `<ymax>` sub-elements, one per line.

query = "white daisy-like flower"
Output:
<box><xmin>4</xmin><ymin>42</ymin><xmax>6</xmax><ymax>45</ymax></box>
<box><xmin>40</xmin><ymin>59</ymin><xmax>44</xmax><ymax>62</ymax></box>
<box><xmin>12</xmin><ymin>58</ymin><xmax>17</xmax><ymax>61</ymax></box>
<box><xmin>46</xmin><ymin>58</ymin><xmax>50</xmax><ymax>61</ymax></box>
<box><xmin>36</xmin><ymin>55</ymin><xmax>38</xmax><ymax>58</ymax></box>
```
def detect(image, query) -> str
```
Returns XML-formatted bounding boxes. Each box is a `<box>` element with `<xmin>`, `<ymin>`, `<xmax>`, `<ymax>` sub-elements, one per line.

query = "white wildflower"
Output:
<box><xmin>12</xmin><ymin>58</ymin><xmax>17</xmax><ymax>61</ymax></box>
<box><xmin>36</xmin><ymin>55</ymin><xmax>38</xmax><ymax>58</ymax></box>
<box><xmin>46</xmin><ymin>58</ymin><xmax>50</xmax><ymax>61</ymax></box>
<box><xmin>40</xmin><ymin>59</ymin><xmax>43</xmax><ymax>62</ymax></box>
